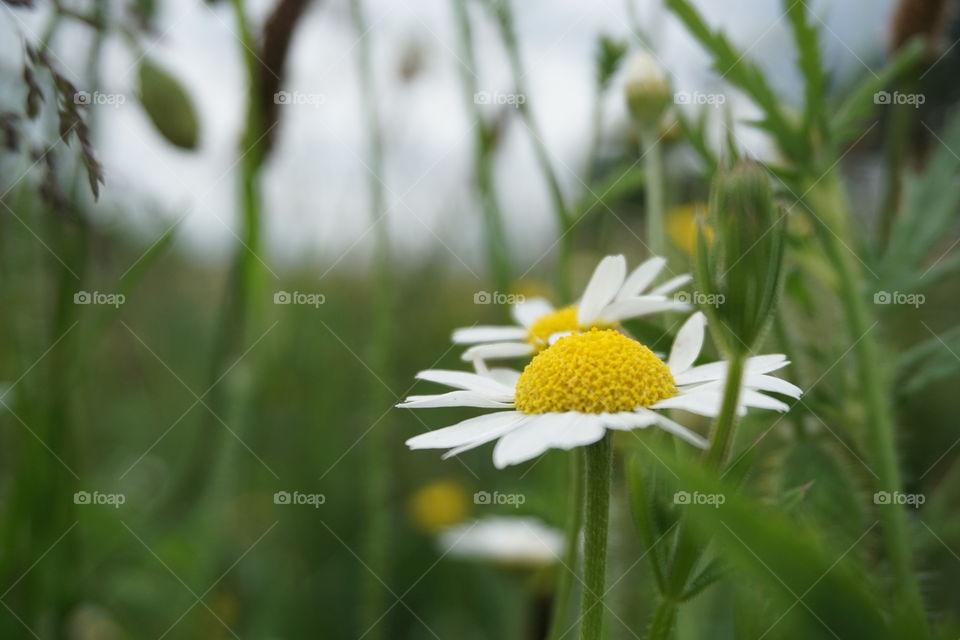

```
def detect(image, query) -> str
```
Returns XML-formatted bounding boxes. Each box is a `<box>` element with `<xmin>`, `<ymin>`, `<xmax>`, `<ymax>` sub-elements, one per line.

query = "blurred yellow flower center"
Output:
<box><xmin>408</xmin><ymin>480</ymin><xmax>469</xmax><ymax>535</ymax></box>
<box><xmin>514</xmin><ymin>329</ymin><xmax>676</xmax><ymax>414</ymax></box>
<box><xmin>526</xmin><ymin>306</ymin><xmax>613</xmax><ymax>349</ymax></box>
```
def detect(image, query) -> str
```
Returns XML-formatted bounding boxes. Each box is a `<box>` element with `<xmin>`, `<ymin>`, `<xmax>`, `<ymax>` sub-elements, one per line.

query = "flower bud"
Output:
<box><xmin>695</xmin><ymin>160</ymin><xmax>785</xmax><ymax>354</ymax></box>
<box><xmin>623</xmin><ymin>51</ymin><xmax>672</xmax><ymax>135</ymax></box>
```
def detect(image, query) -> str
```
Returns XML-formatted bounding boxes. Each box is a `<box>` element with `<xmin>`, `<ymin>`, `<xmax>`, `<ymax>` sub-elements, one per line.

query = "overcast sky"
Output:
<box><xmin>0</xmin><ymin>0</ymin><xmax>897</xmax><ymax>275</ymax></box>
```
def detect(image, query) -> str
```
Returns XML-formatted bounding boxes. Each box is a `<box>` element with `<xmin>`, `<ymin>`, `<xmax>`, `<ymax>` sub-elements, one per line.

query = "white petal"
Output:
<box><xmin>398</xmin><ymin>391</ymin><xmax>513</xmax><ymax>409</ymax></box>
<box><xmin>452</xmin><ymin>326</ymin><xmax>528</xmax><ymax>344</ymax></box>
<box><xmin>600</xmin><ymin>412</ymin><xmax>658</xmax><ymax>430</ymax></box>
<box><xmin>416</xmin><ymin>369</ymin><xmax>515</xmax><ymax>395</ymax></box>
<box><xmin>739</xmin><ymin>389</ymin><xmax>790</xmax><ymax>412</ymax></box>
<box><xmin>674</xmin><ymin>362</ymin><xmax>727</xmax><ymax>386</ymax></box>
<box><xmin>652</xmin><ymin>390</ymin><xmax>724</xmax><ymax>417</ymax></box>
<box><xmin>545</xmin><ymin>412</ymin><xmax>606</xmax><ymax>450</ymax></box>
<box><xmin>744</xmin><ymin>374</ymin><xmax>802</xmax><ymax>399</ymax></box>
<box><xmin>577</xmin><ymin>255</ymin><xmax>627</xmax><ymax>325</ymax></box>
<box><xmin>487</xmin><ymin>367</ymin><xmax>522</xmax><ymax>388</ymax></box>
<box><xmin>598</xmin><ymin>297</ymin><xmax>689</xmax><ymax>323</ymax></box>
<box><xmin>492</xmin><ymin>416</ymin><xmax>560</xmax><ymax>468</ymax></box>
<box><xmin>406</xmin><ymin>411</ymin><xmax>527</xmax><ymax>449</ymax></box>
<box><xmin>649</xmin><ymin>274</ymin><xmax>693</xmax><ymax>296</ymax></box>
<box><xmin>512</xmin><ymin>297</ymin><xmax>554</xmax><ymax>328</ymax></box>
<box><xmin>639</xmin><ymin>408</ymin><xmax>708</xmax><ymax>448</ymax></box>
<box><xmin>616</xmin><ymin>256</ymin><xmax>666</xmax><ymax>300</ymax></box>
<box><xmin>461</xmin><ymin>342</ymin><xmax>535</xmax><ymax>362</ymax></box>
<box><xmin>673</xmin><ymin>355</ymin><xmax>789</xmax><ymax>386</ymax></box>
<box><xmin>668</xmin><ymin>312</ymin><xmax>706</xmax><ymax>374</ymax></box>
<box><xmin>745</xmin><ymin>354</ymin><xmax>790</xmax><ymax>375</ymax></box>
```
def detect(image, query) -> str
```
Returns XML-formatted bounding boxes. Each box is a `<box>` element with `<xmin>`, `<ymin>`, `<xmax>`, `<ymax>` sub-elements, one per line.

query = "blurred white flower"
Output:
<box><xmin>439</xmin><ymin>517</ymin><xmax>563</xmax><ymax>567</ymax></box>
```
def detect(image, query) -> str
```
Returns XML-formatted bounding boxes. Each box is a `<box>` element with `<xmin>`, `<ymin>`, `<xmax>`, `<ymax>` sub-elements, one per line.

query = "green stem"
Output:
<box><xmin>703</xmin><ymin>352</ymin><xmax>745</xmax><ymax>470</ymax></box>
<box><xmin>452</xmin><ymin>0</ymin><xmax>512</xmax><ymax>293</ymax></box>
<box><xmin>642</xmin><ymin>133</ymin><xmax>666</xmax><ymax>259</ymax></box>
<box><xmin>580</xmin><ymin>435</ymin><xmax>612</xmax><ymax>640</ymax></box>
<box><xmin>805</xmin><ymin>174</ymin><xmax>927</xmax><ymax>634</ymax></box>
<box><xmin>547</xmin><ymin>449</ymin><xmax>584</xmax><ymax>640</ymax></box>
<box><xmin>646</xmin><ymin>598</ymin><xmax>678</xmax><ymax>640</ymax></box>
<box><xmin>350</xmin><ymin>0</ymin><xmax>393</xmax><ymax>636</ymax></box>
<box><xmin>493</xmin><ymin>0</ymin><xmax>573</xmax><ymax>298</ymax></box>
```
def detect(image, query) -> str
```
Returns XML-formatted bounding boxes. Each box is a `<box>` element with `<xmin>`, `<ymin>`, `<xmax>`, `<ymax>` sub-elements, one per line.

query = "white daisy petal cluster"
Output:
<box><xmin>453</xmin><ymin>255</ymin><xmax>691</xmax><ymax>362</ymax></box>
<box><xmin>438</xmin><ymin>517</ymin><xmax>563</xmax><ymax>567</ymax></box>
<box><xmin>402</xmin><ymin>312</ymin><xmax>801</xmax><ymax>469</ymax></box>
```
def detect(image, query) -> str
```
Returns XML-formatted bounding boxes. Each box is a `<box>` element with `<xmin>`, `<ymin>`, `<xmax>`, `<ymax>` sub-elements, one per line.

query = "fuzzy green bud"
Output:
<box><xmin>623</xmin><ymin>52</ymin><xmax>672</xmax><ymax>135</ymax></box>
<box><xmin>695</xmin><ymin>160</ymin><xmax>786</xmax><ymax>355</ymax></box>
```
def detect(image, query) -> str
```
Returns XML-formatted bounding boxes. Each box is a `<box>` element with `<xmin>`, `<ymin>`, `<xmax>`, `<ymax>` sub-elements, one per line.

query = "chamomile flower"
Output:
<box><xmin>402</xmin><ymin>312</ymin><xmax>800</xmax><ymax>468</ymax></box>
<box><xmin>439</xmin><ymin>517</ymin><xmax>563</xmax><ymax>567</ymax></box>
<box><xmin>453</xmin><ymin>254</ymin><xmax>691</xmax><ymax>362</ymax></box>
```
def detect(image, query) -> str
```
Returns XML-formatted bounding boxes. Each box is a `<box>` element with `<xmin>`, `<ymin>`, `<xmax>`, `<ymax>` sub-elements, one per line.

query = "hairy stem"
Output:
<box><xmin>580</xmin><ymin>435</ymin><xmax>612</xmax><ymax>640</ymax></box>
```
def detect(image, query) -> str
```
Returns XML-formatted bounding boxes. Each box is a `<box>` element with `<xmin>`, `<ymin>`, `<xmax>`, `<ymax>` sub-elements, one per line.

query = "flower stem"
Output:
<box><xmin>642</xmin><ymin>132</ymin><xmax>666</xmax><ymax>259</ymax></box>
<box><xmin>704</xmin><ymin>351</ymin><xmax>745</xmax><ymax>470</ymax></box>
<box><xmin>805</xmin><ymin>174</ymin><xmax>928</xmax><ymax>634</ymax></box>
<box><xmin>580</xmin><ymin>434</ymin><xmax>612</xmax><ymax>640</ymax></box>
<box><xmin>547</xmin><ymin>449</ymin><xmax>584</xmax><ymax>640</ymax></box>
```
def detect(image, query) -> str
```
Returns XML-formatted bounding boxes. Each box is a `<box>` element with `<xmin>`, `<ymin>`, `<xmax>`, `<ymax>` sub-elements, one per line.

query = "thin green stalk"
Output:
<box><xmin>452</xmin><ymin>0</ymin><xmax>512</xmax><ymax>293</ymax></box>
<box><xmin>350</xmin><ymin>0</ymin><xmax>392</xmax><ymax>636</ymax></box>
<box><xmin>642</xmin><ymin>133</ymin><xmax>666</xmax><ymax>259</ymax></box>
<box><xmin>703</xmin><ymin>352</ymin><xmax>745</xmax><ymax>469</ymax></box>
<box><xmin>547</xmin><ymin>449</ymin><xmax>584</xmax><ymax>640</ymax></box>
<box><xmin>804</xmin><ymin>174</ymin><xmax>927</xmax><ymax>634</ymax></box>
<box><xmin>580</xmin><ymin>434</ymin><xmax>612</xmax><ymax>640</ymax></box>
<box><xmin>164</xmin><ymin>0</ymin><xmax>265</xmax><ymax>514</ymax></box>
<box><xmin>646</xmin><ymin>597</ymin><xmax>678</xmax><ymax>640</ymax></box>
<box><xmin>492</xmin><ymin>1</ymin><xmax>573</xmax><ymax>297</ymax></box>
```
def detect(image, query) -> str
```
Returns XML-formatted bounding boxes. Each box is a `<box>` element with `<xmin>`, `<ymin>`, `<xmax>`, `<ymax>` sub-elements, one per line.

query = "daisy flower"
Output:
<box><xmin>453</xmin><ymin>254</ymin><xmax>691</xmax><ymax>362</ymax></box>
<box><xmin>402</xmin><ymin>312</ymin><xmax>801</xmax><ymax>468</ymax></box>
<box><xmin>439</xmin><ymin>517</ymin><xmax>563</xmax><ymax>567</ymax></box>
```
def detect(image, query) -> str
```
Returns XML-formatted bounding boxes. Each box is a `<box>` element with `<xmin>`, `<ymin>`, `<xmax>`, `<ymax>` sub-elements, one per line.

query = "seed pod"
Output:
<box><xmin>137</xmin><ymin>58</ymin><xmax>199</xmax><ymax>150</ymax></box>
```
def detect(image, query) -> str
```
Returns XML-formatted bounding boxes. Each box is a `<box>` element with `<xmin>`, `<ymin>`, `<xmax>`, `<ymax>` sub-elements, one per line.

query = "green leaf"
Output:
<box><xmin>138</xmin><ymin>58</ymin><xmax>200</xmax><ymax>150</ymax></box>
<box><xmin>665</xmin><ymin>0</ymin><xmax>807</xmax><ymax>162</ymax></box>
<box><xmin>831</xmin><ymin>38</ymin><xmax>926</xmax><ymax>145</ymax></box>
<box><xmin>680</xmin><ymin>556</ymin><xmax>724</xmax><ymax>601</ymax></box>
<box><xmin>882</xmin><ymin>107</ymin><xmax>960</xmax><ymax>286</ymax></box>
<box><xmin>639</xmin><ymin>442</ymin><xmax>892</xmax><ymax>640</ymax></box>
<box><xmin>783</xmin><ymin>0</ymin><xmax>827</xmax><ymax>140</ymax></box>
<box><xmin>897</xmin><ymin>325</ymin><xmax>960</xmax><ymax>395</ymax></box>
<box><xmin>779</xmin><ymin>441</ymin><xmax>871</xmax><ymax>555</ymax></box>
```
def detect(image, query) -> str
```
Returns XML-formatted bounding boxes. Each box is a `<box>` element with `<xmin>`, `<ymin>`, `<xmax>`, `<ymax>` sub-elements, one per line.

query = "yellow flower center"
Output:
<box><xmin>527</xmin><ymin>306</ymin><xmax>613</xmax><ymax>349</ymax></box>
<box><xmin>514</xmin><ymin>329</ymin><xmax>677</xmax><ymax>414</ymax></box>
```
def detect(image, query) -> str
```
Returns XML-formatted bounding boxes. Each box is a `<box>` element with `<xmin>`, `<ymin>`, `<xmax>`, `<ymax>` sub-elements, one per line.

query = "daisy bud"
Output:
<box><xmin>695</xmin><ymin>160</ymin><xmax>785</xmax><ymax>354</ymax></box>
<box><xmin>623</xmin><ymin>51</ymin><xmax>672</xmax><ymax>135</ymax></box>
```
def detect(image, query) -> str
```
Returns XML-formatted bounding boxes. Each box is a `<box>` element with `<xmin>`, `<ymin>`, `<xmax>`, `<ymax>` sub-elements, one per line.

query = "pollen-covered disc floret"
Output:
<box><xmin>515</xmin><ymin>329</ymin><xmax>677</xmax><ymax>414</ymax></box>
<box><xmin>526</xmin><ymin>306</ymin><xmax>613</xmax><ymax>349</ymax></box>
